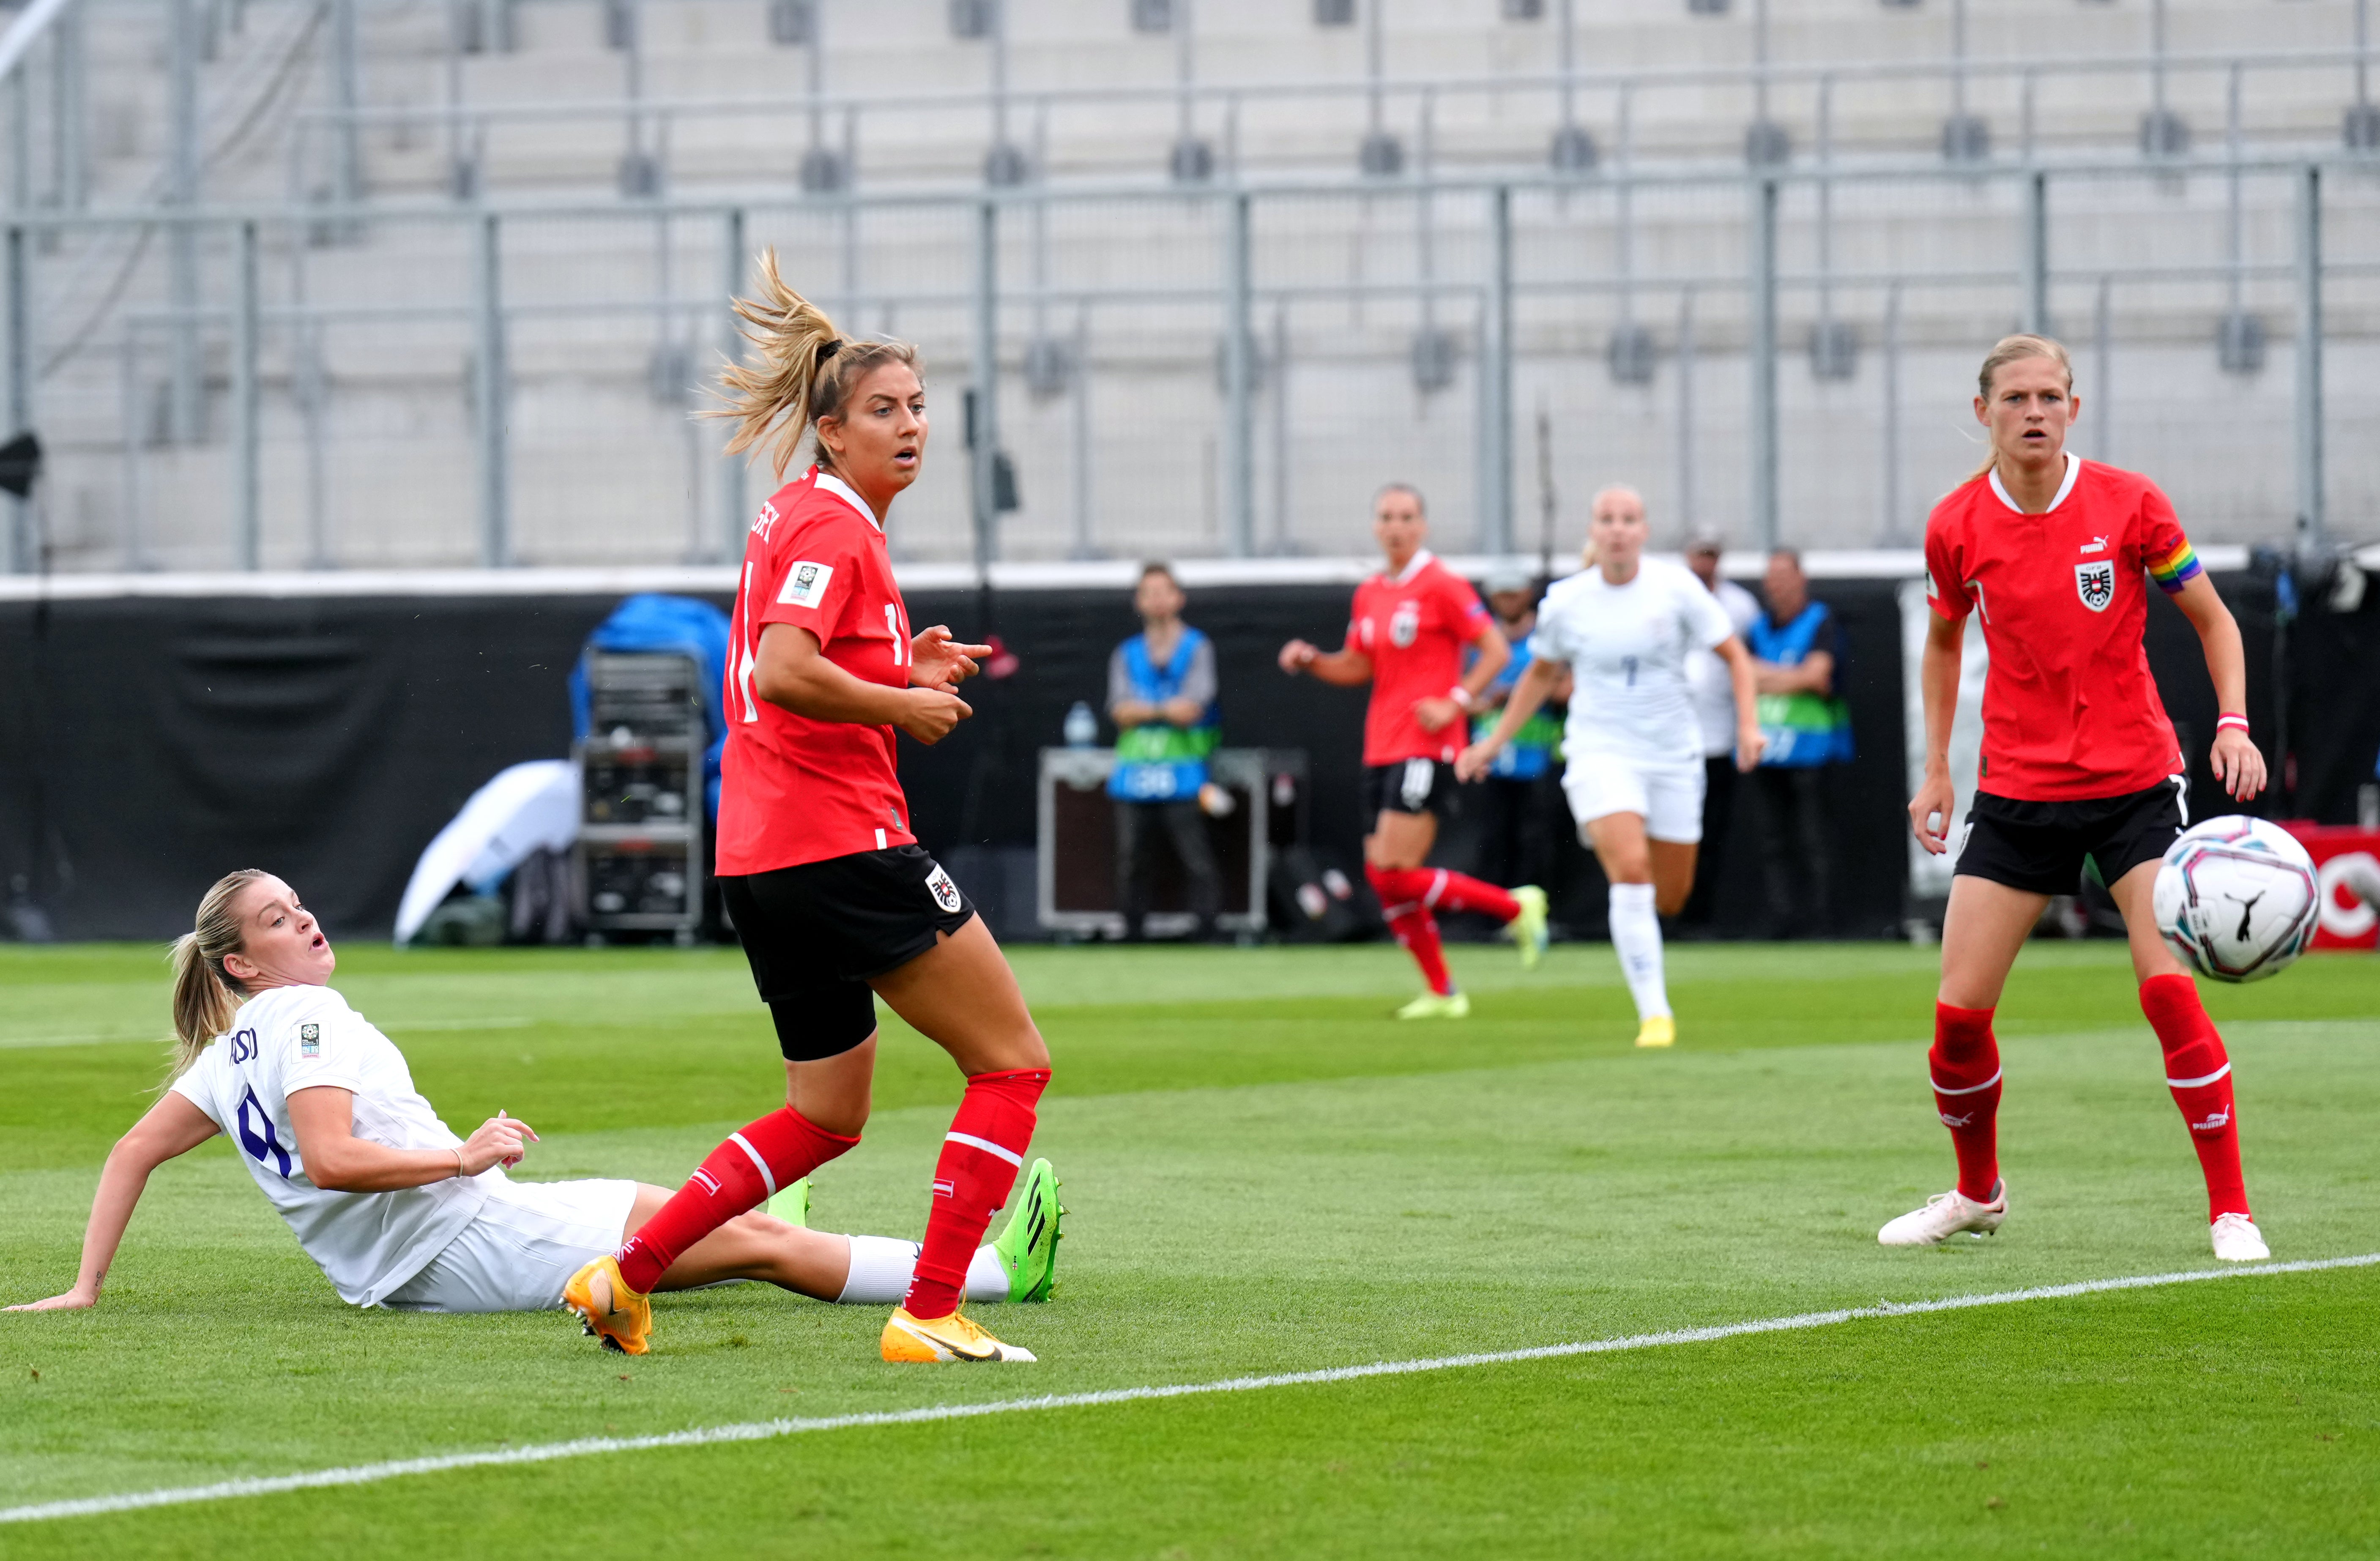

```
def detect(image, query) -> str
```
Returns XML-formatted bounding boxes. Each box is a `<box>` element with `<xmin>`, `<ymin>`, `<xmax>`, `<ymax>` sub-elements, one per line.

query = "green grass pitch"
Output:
<box><xmin>2</xmin><ymin>938</ymin><xmax>2377</xmax><ymax>1557</ymax></box>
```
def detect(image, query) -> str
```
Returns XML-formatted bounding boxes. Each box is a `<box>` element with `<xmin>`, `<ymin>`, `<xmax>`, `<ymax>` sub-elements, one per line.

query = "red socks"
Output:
<box><xmin>616</xmin><ymin>1107</ymin><xmax>859</xmax><ymax>1293</ymax></box>
<box><xmin>1420</xmin><ymin>869</ymin><xmax>1521</xmax><ymax>923</ymax></box>
<box><xmin>1367</xmin><ymin>865</ymin><xmax>1453</xmax><ymax>996</ymax></box>
<box><xmin>2139</xmin><ymin>973</ymin><xmax>2250</xmax><ymax>1220</ymax></box>
<box><xmin>1367</xmin><ymin>866</ymin><xmax>1517</xmax><ymax>996</ymax></box>
<box><xmin>904</xmin><ymin>1068</ymin><xmax>1049</xmax><ymax>1319</ymax></box>
<box><xmin>1930</xmin><ymin>1002</ymin><xmax>2003</xmax><ymax>1204</ymax></box>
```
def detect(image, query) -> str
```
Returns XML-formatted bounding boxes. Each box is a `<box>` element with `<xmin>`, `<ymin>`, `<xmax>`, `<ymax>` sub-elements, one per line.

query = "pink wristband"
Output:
<box><xmin>2216</xmin><ymin>714</ymin><xmax>2250</xmax><ymax>735</ymax></box>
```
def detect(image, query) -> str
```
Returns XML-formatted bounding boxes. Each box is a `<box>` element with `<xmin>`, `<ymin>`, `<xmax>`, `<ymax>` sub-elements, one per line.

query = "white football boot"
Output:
<box><xmin>1878</xmin><ymin>1181</ymin><xmax>2008</xmax><ymax>1247</ymax></box>
<box><xmin>2210</xmin><ymin>1212</ymin><xmax>2270</xmax><ymax>1263</ymax></box>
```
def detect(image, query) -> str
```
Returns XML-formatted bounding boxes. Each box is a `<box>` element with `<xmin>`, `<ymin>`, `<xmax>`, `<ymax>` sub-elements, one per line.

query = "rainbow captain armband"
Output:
<box><xmin>2148</xmin><ymin>539</ymin><xmax>2203</xmax><ymax>595</ymax></box>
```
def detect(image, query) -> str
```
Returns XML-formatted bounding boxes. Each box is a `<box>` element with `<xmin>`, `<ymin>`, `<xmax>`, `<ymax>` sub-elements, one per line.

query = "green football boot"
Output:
<box><xmin>1509</xmin><ymin>884</ymin><xmax>1550</xmax><ymax>970</ymax></box>
<box><xmin>763</xmin><ymin>1176</ymin><xmax>811</xmax><ymax>1227</ymax></box>
<box><xmin>991</xmin><ymin>1158</ymin><xmax>1063</xmax><ymax>1303</ymax></box>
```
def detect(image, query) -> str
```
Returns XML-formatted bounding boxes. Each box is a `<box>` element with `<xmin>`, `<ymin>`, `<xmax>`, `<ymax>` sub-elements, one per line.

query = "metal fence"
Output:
<box><xmin>1</xmin><ymin>148</ymin><xmax>2370</xmax><ymax>575</ymax></box>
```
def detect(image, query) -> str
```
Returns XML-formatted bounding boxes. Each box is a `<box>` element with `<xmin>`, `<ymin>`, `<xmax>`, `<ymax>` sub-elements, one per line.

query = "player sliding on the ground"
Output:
<box><xmin>1893</xmin><ymin>332</ymin><xmax>2271</xmax><ymax>1262</ymax></box>
<box><xmin>1458</xmin><ymin>486</ymin><xmax>1763</xmax><ymax>1048</ymax></box>
<box><xmin>561</xmin><ymin>254</ymin><xmax>1055</xmax><ymax>1366</ymax></box>
<box><xmin>1277</xmin><ymin>483</ymin><xmax>1550</xmax><ymax>1019</ymax></box>
<box><xmin>3</xmin><ymin>871</ymin><xmax>1060</xmax><ymax>1318</ymax></box>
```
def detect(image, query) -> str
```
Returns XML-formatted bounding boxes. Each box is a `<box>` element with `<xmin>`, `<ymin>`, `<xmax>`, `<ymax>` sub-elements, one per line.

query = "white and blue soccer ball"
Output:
<box><xmin>2153</xmin><ymin>816</ymin><xmax>2321</xmax><ymax>984</ymax></box>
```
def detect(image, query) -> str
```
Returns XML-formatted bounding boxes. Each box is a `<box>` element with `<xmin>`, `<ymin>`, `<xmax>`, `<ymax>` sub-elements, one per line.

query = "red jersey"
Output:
<box><xmin>1923</xmin><ymin>454</ymin><xmax>2205</xmax><ymax>802</ymax></box>
<box><xmin>716</xmin><ymin>467</ymin><xmax>917</xmax><ymax>875</ymax></box>
<box><xmin>1346</xmin><ymin>550</ymin><xmax>1493</xmax><ymax>766</ymax></box>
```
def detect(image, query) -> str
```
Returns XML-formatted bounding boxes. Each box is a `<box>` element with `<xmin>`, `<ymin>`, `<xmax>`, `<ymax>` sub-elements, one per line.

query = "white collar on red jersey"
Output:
<box><xmin>1384</xmin><ymin>547</ymin><xmax>1437</xmax><ymax>585</ymax></box>
<box><xmin>812</xmin><ymin>469</ymin><xmax>882</xmax><ymax>531</ymax></box>
<box><xmin>1987</xmin><ymin>449</ymin><xmax>2081</xmax><ymax>516</ymax></box>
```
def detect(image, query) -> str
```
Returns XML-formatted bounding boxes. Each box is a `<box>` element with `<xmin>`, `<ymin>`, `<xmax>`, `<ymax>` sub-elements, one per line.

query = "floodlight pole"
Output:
<box><xmin>720</xmin><ymin>205</ymin><xmax>747</xmax><ymax>558</ymax></box>
<box><xmin>472</xmin><ymin>211</ymin><xmax>510</xmax><ymax>567</ymax></box>
<box><xmin>1748</xmin><ymin>174</ymin><xmax>1779</xmax><ymax>553</ymax></box>
<box><xmin>2023</xmin><ymin>169</ymin><xmax>2050</xmax><ymax>335</ymax></box>
<box><xmin>2295</xmin><ymin>163</ymin><xmax>2325</xmax><ymax>552</ymax></box>
<box><xmin>1676</xmin><ymin>286</ymin><xmax>1696</xmax><ymax>536</ymax></box>
<box><xmin>4</xmin><ymin>222</ymin><xmax>24</xmax><ymax>574</ymax></box>
<box><xmin>167</xmin><ymin>0</ymin><xmax>201</xmax><ymax>445</ymax></box>
<box><xmin>1483</xmin><ymin>183</ymin><xmax>1513</xmax><ymax>556</ymax></box>
<box><xmin>971</xmin><ymin>197</ymin><xmax>999</xmax><ymax>572</ymax></box>
<box><xmin>1223</xmin><ymin>189</ymin><xmax>1253</xmax><ymax>558</ymax></box>
<box><xmin>232</xmin><ymin>219</ymin><xmax>260</xmax><ymax>570</ymax></box>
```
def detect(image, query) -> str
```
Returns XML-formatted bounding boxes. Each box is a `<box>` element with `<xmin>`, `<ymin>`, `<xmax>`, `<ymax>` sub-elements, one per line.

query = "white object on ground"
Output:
<box><xmin>393</xmin><ymin>760</ymin><xmax>579</xmax><ymax>944</ymax></box>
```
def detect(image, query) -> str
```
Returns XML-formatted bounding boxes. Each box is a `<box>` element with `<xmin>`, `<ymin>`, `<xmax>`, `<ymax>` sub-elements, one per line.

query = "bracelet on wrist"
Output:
<box><xmin>1448</xmin><ymin>686</ymin><xmax>1474</xmax><ymax>710</ymax></box>
<box><xmin>453</xmin><ymin>1148</ymin><xmax>466</xmax><ymax>1179</ymax></box>
<box><xmin>2216</xmin><ymin>714</ymin><xmax>2250</xmax><ymax>735</ymax></box>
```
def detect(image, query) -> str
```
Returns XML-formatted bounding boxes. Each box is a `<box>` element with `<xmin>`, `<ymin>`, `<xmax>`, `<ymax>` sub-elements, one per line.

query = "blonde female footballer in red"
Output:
<box><xmin>1888</xmin><ymin>334</ymin><xmax>2271</xmax><ymax>1262</ymax></box>
<box><xmin>1278</xmin><ymin>484</ymin><xmax>1548</xmax><ymax>1018</ymax></box>
<box><xmin>564</xmin><ymin>252</ymin><xmax>1055</xmax><ymax>1363</ymax></box>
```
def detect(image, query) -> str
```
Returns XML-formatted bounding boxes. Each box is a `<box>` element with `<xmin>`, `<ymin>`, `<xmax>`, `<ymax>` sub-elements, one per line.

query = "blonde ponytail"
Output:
<box><xmin>708</xmin><ymin>248</ymin><xmax>922</xmax><ymax>482</ymax></box>
<box><xmin>1967</xmin><ymin>332</ymin><xmax>2075</xmax><ymax>484</ymax></box>
<box><xmin>168</xmin><ymin>869</ymin><xmax>268</xmax><ymax>1078</ymax></box>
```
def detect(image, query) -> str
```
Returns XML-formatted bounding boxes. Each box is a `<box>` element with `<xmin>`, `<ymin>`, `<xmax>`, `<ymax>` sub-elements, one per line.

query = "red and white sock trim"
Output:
<box><xmin>1929</xmin><ymin>1068</ymin><xmax>2003</xmax><ymax>1096</ymax></box>
<box><xmin>944</xmin><ymin>1130</ymin><xmax>1023</xmax><ymax>1167</ymax></box>
<box><xmin>727</xmin><ymin>1131</ymin><xmax>778</xmax><ymax>1198</ymax></box>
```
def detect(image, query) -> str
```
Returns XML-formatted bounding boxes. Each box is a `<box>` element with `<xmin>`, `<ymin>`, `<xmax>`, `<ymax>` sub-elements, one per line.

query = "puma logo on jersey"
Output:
<box><xmin>2079</xmin><ymin>533</ymin><xmax>2109</xmax><ymax>554</ymax></box>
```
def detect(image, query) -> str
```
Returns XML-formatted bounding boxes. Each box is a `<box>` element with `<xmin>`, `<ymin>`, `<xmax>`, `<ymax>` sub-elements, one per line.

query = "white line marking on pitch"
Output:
<box><xmin>5</xmin><ymin>1252</ymin><xmax>2374</xmax><ymax>1526</ymax></box>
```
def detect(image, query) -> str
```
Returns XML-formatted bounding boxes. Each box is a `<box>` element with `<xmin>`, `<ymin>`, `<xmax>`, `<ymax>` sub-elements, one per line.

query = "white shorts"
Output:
<box><xmin>381</xmin><ymin>1177</ymin><xmax>639</xmax><ymax>1314</ymax></box>
<box><xmin>1562</xmin><ymin>752</ymin><xmax>1706</xmax><ymax>844</ymax></box>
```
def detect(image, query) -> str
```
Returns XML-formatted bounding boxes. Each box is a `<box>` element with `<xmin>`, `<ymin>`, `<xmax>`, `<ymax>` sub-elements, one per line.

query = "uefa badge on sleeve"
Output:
<box><xmin>2074</xmin><ymin>560</ymin><xmax>2115</xmax><ymax>612</ymax></box>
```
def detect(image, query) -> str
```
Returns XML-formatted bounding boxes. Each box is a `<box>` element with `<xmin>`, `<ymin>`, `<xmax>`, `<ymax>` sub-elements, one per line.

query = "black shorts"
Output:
<box><xmin>1953</xmin><ymin>780</ymin><xmax>2187</xmax><ymax>896</ymax></box>
<box><xmin>1362</xmin><ymin>757</ymin><xmax>1459</xmax><ymax>825</ymax></box>
<box><xmin>720</xmin><ymin>845</ymin><xmax>976</xmax><ymax>1062</ymax></box>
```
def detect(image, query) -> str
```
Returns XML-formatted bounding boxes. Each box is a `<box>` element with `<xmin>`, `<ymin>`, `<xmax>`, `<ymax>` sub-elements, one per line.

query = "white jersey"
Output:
<box><xmin>1685</xmin><ymin>577</ymin><xmax>1762</xmax><ymax>757</ymax></box>
<box><xmin>170</xmin><ymin>984</ymin><xmax>493</xmax><ymax>1307</ymax></box>
<box><xmin>1529</xmin><ymin>557</ymin><xmax>1739</xmax><ymax>766</ymax></box>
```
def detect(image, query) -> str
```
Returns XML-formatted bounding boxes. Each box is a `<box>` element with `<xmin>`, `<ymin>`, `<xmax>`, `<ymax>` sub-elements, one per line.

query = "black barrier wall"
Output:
<box><xmin>0</xmin><ymin>570</ymin><xmax>2360</xmax><ymax>942</ymax></box>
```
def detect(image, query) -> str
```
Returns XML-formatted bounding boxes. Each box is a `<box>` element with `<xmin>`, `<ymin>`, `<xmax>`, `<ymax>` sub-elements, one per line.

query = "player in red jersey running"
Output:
<box><xmin>1278</xmin><ymin>484</ymin><xmax>1550</xmax><ymax>1017</ymax></box>
<box><xmin>564</xmin><ymin>252</ymin><xmax>1057</xmax><ymax>1363</ymax></box>
<box><xmin>1886</xmin><ymin>333</ymin><xmax>2271</xmax><ymax>1262</ymax></box>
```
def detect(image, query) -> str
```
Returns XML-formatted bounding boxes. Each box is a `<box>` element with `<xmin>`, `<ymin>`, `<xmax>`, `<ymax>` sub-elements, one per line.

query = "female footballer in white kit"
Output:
<box><xmin>5</xmin><ymin>871</ymin><xmax>1033</xmax><ymax>1317</ymax></box>
<box><xmin>1460</xmin><ymin>486</ymin><xmax>1764</xmax><ymax>1047</ymax></box>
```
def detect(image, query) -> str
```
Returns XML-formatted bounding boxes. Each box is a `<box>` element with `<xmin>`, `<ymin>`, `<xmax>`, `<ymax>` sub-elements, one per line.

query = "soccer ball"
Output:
<box><xmin>2152</xmin><ymin>817</ymin><xmax>2321</xmax><ymax>983</ymax></box>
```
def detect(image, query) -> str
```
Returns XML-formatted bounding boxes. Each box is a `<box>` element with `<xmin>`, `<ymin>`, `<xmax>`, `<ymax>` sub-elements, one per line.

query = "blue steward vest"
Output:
<box><xmin>1109</xmin><ymin>628</ymin><xmax>1221</xmax><ymax>801</ymax></box>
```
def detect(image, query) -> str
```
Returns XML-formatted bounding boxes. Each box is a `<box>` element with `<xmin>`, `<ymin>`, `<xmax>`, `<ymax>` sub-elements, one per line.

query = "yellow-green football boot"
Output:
<box><xmin>991</xmin><ymin>1158</ymin><xmax>1063</xmax><ymax>1303</ymax></box>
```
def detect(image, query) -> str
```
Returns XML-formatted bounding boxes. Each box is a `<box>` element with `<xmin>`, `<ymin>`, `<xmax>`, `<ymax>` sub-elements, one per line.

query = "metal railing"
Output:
<box><xmin>2</xmin><ymin>145</ymin><xmax>2362</xmax><ymax>578</ymax></box>
<box><xmin>291</xmin><ymin>44</ymin><xmax>2380</xmax><ymax>202</ymax></box>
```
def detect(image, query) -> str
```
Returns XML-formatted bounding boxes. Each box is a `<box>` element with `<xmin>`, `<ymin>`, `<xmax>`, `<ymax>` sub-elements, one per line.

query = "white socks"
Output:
<box><xmin>1608</xmin><ymin>881</ymin><xmax>1671</xmax><ymax>1021</ymax></box>
<box><xmin>834</xmin><ymin>1235</ymin><xmax>1009</xmax><ymax>1305</ymax></box>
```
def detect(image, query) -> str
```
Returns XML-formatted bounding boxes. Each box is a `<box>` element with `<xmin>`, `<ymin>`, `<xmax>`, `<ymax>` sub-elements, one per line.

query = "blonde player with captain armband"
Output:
<box><xmin>5</xmin><ymin>870</ymin><xmax>1059</xmax><ymax>1320</ymax></box>
<box><xmin>1459</xmin><ymin>486</ymin><xmax>1764</xmax><ymax>1048</ymax></box>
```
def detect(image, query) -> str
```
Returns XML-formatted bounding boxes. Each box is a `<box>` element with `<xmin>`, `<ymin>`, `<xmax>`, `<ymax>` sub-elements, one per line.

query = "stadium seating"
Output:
<box><xmin>16</xmin><ymin>0</ymin><xmax>2372</xmax><ymax>569</ymax></box>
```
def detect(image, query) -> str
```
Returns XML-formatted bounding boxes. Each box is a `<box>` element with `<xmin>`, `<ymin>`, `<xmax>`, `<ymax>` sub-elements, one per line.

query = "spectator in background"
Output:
<box><xmin>1464</xmin><ymin>567</ymin><xmax>1568</xmax><ymax>900</ymax></box>
<box><xmin>1108</xmin><ymin>563</ymin><xmax>1224</xmax><ymax>942</ymax></box>
<box><xmin>1677</xmin><ymin>532</ymin><xmax>1762</xmax><ymax>935</ymax></box>
<box><xmin>1748</xmin><ymin>549</ymin><xmax>1855</xmax><ymax>938</ymax></box>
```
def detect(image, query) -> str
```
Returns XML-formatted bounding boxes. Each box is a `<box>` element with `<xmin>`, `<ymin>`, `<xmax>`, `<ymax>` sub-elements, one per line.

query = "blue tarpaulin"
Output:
<box><xmin>567</xmin><ymin>593</ymin><xmax>732</xmax><ymax>822</ymax></box>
